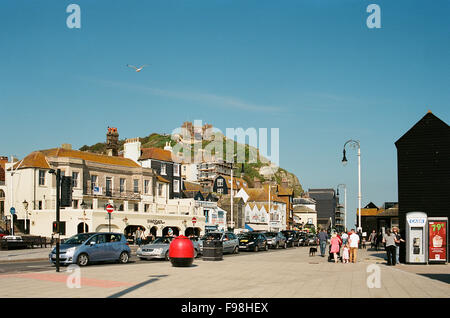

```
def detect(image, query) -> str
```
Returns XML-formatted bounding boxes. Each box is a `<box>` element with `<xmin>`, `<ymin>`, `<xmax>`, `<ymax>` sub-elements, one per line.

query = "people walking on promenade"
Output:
<box><xmin>318</xmin><ymin>229</ymin><xmax>328</xmax><ymax>257</ymax></box>
<box><xmin>348</xmin><ymin>229</ymin><xmax>360</xmax><ymax>263</ymax></box>
<box><xmin>342</xmin><ymin>243</ymin><xmax>350</xmax><ymax>263</ymax></box>
<box><xmin>330</xmin><ymin>233</ymin><xmax>341</xmax><ymax>263</ymax></box>
<box><xmin>383</xmin><ymin>229</ymin><xmax>398</xmax><ymax>266</ymax></box>
<box><xmin>135</xmin><ymin>227</ymin><xmax>143</xmax><ymax>246</ymax></box>
<box><xmin>392</xmin><ymin>227</ymin><xmax>405</xmax><ymax>264</ymax></box>
<box><xmin>376</xmin><ymin>231</ymin><xmax>383</xmax><ymax>251</ymax></box>
<box><xmin>368</xmin><ymin>230</ymin><xmax>377</xmax><ymax>249</ymax></box>
<box><xmin>341</xmin><ymin>231</ymin><xmax>348</xmax><ymax>245</ymax></box>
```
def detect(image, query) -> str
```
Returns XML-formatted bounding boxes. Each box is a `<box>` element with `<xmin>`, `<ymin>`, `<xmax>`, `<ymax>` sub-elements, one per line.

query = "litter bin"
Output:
<box><xmin>169</xmin><ymin>235</ymin><xmax>195</xmax><ymax>267</ymax></box>
<box><xmin>202</xmin><ymin>239</ymin><xmax>223</xmax><ymax>261</ymax></box>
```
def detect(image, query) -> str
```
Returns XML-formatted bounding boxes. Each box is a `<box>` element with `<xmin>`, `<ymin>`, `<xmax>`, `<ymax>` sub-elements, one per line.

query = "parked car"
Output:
<box><xmin>199</xmin><ymin>231</ymin><xmax>239</xmax><ymax>254</ymax></box>
<box><xmin>49</xmin><ymin>232</ymin><xmax>131</xmax><ymax>266</ymax></box>
<box><xmin>281</xmin><ymin>230</ymin><xmax>301</xmax><ymax>247</ymax></box>
<box><xmin>137</xmin><ymin>236</ymin><xmax>200</xmax><ymax>261</ymax></box>
<box><xmin>238</xmin><ymin>232</ymin><xmax>269</xmax><ymax>252</ymax></box>
<box><xmin>263</xmin><ymin>232</ymin><xmax>287</xmax><ymax>249</ymax></box>
<box><xmin>0</xmin><ymin>228</ymin><xmax>7</xmax><ymax>238</ymax></box>
<box><xmin>298</xmin><ymin>232</ymin><xmax>308</xmax><ymax>246</ymax></box>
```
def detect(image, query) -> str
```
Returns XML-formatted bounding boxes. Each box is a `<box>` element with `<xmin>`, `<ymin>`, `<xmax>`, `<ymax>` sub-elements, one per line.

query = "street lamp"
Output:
<box><xmin>230</xmin><ymin>153</ymin><xmax>237</xmax><ymax>232</ymax></box>
<box><xmin>337</xmin><ymin>184</ymin><xmax>346</xmax><ymax>232</ymax></box>
<box><xmin>22</xmin><ymin>199</ymin><xmax>28</xmax><ymax>234</ymax></box>
<box><xmin>80</xmin><ymin>200</ymin><xmax>88</xmax><ymax>233</ymax></box>
<box><xmin>341</xmin><ymin>140</ymin><xmax>362</xmax><ymax>233</ymax></box>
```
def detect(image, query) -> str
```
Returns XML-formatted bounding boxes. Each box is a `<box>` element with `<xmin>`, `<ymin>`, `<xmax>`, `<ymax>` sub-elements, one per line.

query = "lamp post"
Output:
<box><xmin>337</xmin><ymin>184</ymin><xmax>346</xmax><ymax>232</ymax></box>
<box><xmin>341</xmin><ymin>140</ymin><xmax>362</xmax><ymax>232</ymax></box>
<box><xmin>48</xmin><ymin>168</ymin><xmax>61</xmax><ymax>272</ymax></box>
<box><xmin>22</xmin><ymin>200</ymin><xmax>29</xmax><ymax>234</ymax></box>
<box><xmin>229</xmin><ymin>154</ymin><xmax>237</xmax><ymax>232</ymax></box>
<box><xmin>80</xmin><ymin>200</ymin><xmax>88</xmax><ymax>233</ymax></box>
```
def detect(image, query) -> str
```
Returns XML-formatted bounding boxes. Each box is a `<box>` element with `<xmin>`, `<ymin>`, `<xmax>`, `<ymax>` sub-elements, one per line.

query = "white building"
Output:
<box><xmin>240</xmin><ymin>188</ymin><xmax>286</xmax><ymax>232</ymax></box>
<box><xmin>4</xmin><ymin>146</ymin><xmax>205</xmax><ymax>238</ymax></box>
<box><xmin>293</xmin><ymin>197</ymin><xmax>317</xmax><ymax>230</ymax></box>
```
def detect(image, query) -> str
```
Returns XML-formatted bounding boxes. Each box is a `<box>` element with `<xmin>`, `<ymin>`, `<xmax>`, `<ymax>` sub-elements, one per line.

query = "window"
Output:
<box><xmin>120</xmin><ymin>178</ymin><xmax>125</xmax><ymax>193</ymax></box>
<box><xmin>174</xmin><ymin>164</ymin><xmax>180</xmax><ymax>176</ymax></box>
<box><xmin>173</xmin><ymin>180</ymin><xmax>179</xmax><ymax>193</ymax></box>
<box><xmin>161</xmin><ymin>164</ymin><xmax>166</xmax><ymax>175</ymax></box>
<box><xmin>39</xmin><ymin>170</ymin><xmax>45</xmax><ymax>186</ymax></box>
<box><xmin>72</xmin><ymin>172</ymin><xmax>79</xmax><ymax>188</ymax></box>
<box><xmin>133</xmin><ymin>179</ymin><xmax>139</xmax><ymax>193</ymax></box>
<box><xmin>144</xmin><ymin>204</ymin><xmax>150</xmax><ymax>212</ymax></box>
<box><xmin>217</xmin><ymin>188</ymin><xmax>223</xmax><ymax>194</ymax></box>
<box><xmin>158</xmin><ymin>184</ymin><xmax>163</xmax><ymax>197</ymax></box>
<box><xmin>217</xmin><ymin>179</ymin><xmax>223</xmax><ymax>187</ymax></box>
<box><xmin>144</xmin><ymin>180</ymin><xmax>150</xmax><ymax>194</ymax></box>
<box><xmin>106</xmin><ymin>177</ymin><xmax>112</xmax><ymax>196</ymax></box>
<box><xmin>73</xmin><ymin>200</ymin><xmax>79</xmax><ymax>209</ymax></box>
<box><xmin>204</xmin><ymin>210</ymin><xmax>209</xmax><ymax>223</ymax></box>
<box><xmin>134</xmin><ymin>203</ymin><xmax>139</xmax><ymax>212</ymax></box>
<box><xmin>38</xmin><ymin>201</ymin><xmax>42</xmax><ymax>210</ymax></box>
<box><xmin>91</xmin><ymin>175</ymin><xmax>98</xmax><ymax>189</ymax></box>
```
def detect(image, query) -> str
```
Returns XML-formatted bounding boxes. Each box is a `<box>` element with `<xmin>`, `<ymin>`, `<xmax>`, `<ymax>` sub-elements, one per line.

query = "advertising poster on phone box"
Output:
<box><xmin>428</xmin><ymin>220</ymin><xmax>447</xmax><ymax>262</ymax></box>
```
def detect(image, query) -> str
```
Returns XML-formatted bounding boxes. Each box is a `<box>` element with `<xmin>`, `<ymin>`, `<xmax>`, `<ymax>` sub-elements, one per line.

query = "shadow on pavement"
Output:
<box><xmin>419</xmin><ymin>274</ymin><xmax>450</xmax><ymax>284</ymax></box>
<box><xmin>107</xmin><ymin>275</ymin><xmax>169</xmax><ymax>298</ymax></box>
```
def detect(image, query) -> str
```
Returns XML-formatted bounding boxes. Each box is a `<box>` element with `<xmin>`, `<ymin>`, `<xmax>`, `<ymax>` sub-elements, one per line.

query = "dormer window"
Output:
<box><xmin>161</xmin><ymin>164</ymin><xmax>167</xmax><ymax>175</ymax></box>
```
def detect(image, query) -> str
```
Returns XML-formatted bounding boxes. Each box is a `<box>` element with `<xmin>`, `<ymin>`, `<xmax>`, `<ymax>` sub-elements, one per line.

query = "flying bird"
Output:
<box><xmin>126</xmin><ymin>64</ymin><xmax>150</xmax><ymax>72</ymax></box>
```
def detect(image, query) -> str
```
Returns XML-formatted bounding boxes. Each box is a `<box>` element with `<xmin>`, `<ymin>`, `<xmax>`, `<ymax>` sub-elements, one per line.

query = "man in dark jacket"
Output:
<box><xmin>318</xmin><ymin>229</ymin><xmax>328</xmax><ymax>257</ymax></box>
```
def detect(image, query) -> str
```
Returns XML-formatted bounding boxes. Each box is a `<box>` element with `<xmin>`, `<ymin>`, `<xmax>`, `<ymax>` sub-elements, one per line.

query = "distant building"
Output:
<box><xmin>213</xmin><ymin>175</ymin><xmax>248</xmax><ymax>195</ymax></box>
<box><xmin>293</xmin><ymin>196</ymin><xmax>317</xmax><ymax>231</ymax></box>
<box><xmin>360</xmin><ymin>202</ymin><xmax>399</xmax><ymax>235</ymax></box>
<box><xmin>308</xmin><ymin>189</ymin><xmax>338</xmax><ymax>230</ymax></box>
<box><xmin>395</xmin><ymin>111</ymin><xmax>450</xmax><ymax>262</ymax></box>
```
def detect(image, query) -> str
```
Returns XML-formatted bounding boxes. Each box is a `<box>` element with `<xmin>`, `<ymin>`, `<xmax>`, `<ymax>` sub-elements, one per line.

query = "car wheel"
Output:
<box><xmin>77</xmin><ymin>253</ymin><xmax>89</xmax><ymax>266</ymax></box>
<box><xmin>194</xmin><ymin>249</ymin><xmax>198</xmax><ymax>258</ymax></box>
<box><xmin>283</xmin><ymin>242</ymin><xmax>287</xmax><ymax>249</ymax></box>
<box><xmin>265</xmin><ymin>243</ymin><xmax>269</xmax><ymax>251</ymax></box>
<box><xmin>275</xmin><ymin>242</ymin><xmax>279</xmax><ymax>249</ymax></box>
<box><xmin>254</xmin><ymin>245</ymin><xmax>259</xmax><ymax>252</ymax></box>
<box><xmin>233</xmin><ymin>246</ymin><xmax>239</xmax><ymax>254</ymax></box>
<box><xmin>165</xmin><ymin>251</ymin><xmax>170</xmax><ymax>261</ymax></box>
<box><xmin>119</xmin><ymin>252</ymin><xmax>129</xmax><ymax>264</ymax></box>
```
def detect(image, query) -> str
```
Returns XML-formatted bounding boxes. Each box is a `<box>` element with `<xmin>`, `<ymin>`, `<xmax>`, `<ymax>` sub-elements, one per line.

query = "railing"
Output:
<box><xmin>84</xmin><ymin>184</ymin><xmax>142</xmax><ymax>200</ymax></box>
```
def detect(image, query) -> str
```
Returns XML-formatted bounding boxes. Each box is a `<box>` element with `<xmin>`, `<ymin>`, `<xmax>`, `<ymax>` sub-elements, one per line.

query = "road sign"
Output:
<box><xmin>10</xmin><ymin>207</ymin><xmax>15</xmax><ymax>215</ymax></box>
<box><xmin>192</xmin><ymin>217</ymin><xmax>197</xmax><ymax>225</ymax></box>
<box><xmin>106</xmin><ymin>204</ymin><xmax>114</xmax><ymax>214</ymax></box>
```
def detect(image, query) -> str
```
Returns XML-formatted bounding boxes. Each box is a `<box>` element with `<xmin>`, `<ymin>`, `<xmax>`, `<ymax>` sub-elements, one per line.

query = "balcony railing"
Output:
<box><xmin>84</xmin><ymin>184</ymin><xmax>142</xmax><ymax>201</ymax></box>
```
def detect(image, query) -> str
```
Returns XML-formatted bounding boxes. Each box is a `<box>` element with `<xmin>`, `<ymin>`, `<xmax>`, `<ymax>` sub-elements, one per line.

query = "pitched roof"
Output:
<box><xmin>245</xmin><ymin>188</ymin><xmax>284</xmax><ymax>204</ymax></box>
<box><xmin>396</xmin><ymin>111</ymin><xmax>450</xmax><ymax>146</ymax></box>
<box><xmin>277</xmin><ymin>185</ymin><xmax>294</xmax><ymax>196</ymax></box>
<box><xmin>139</xmin><ymin>148</ymin><xmax>173</xmax><ymax>162</ymax></box>
<box><xmin>293</xmin><ymin>206</ymin><xmax>316</xmax><ymax>213</ymax></box>
<box><xmin>358</xmin><ymin>208</ymin><xmax>381</xmax><ymax>216</ymax></box>
<box><xmin>12</xmin><ymin>151</ymin><xmax>51</xmax><ymax>170</ymax></box>
<box><xmin>220</xmin><ymin>175</ymin><xmax>248</xmax><ymax>189</ymax></box>
<box><xmin>156</xmin><ymin>175</ymin><xmax>170</xmax><ymax>183</ymax></box>
<box><xmin>183</xmin><ymin>181</ymin><xmax>202</xmax><ymax>192</ymax></box>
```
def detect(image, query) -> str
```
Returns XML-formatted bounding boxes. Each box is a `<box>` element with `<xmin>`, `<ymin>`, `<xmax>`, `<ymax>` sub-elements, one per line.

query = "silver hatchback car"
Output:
<box><xmin>198</xmin><ymin>231</ymin><xmax>240</xmax><ymax>254</ymax></box>
<box><xmin>49</xmin><ymin>232</ymin><xmax>131</xmax><ymax>266</ymax></box>
<box><xmin>137</xmin><ymin>236</ymin><xmax>200</xmax><ymax>261</ymax></box>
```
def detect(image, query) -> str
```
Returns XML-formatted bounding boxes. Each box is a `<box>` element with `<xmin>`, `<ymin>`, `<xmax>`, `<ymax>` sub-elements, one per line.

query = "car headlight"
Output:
<box><xmin>153</xmin><ymin>248</ymin><xmax>163</xmax><ymax>253</ymax></box>
<box><xmin>65</xmin><ymin>247</ymin><xmax>76</xmax><ymax>256</ymax></box>
<box><xmin>248</xmin><ymin>242</ymin><xmax>254</xmax><ymax>245</ymax></box>
<box><xmin>137</xmin><ymin>248</ymin><xmax>142</xmax><ymax>254</ymax></box>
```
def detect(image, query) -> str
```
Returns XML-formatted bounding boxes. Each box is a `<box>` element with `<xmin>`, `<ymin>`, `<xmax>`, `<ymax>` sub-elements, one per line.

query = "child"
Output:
<box><xmin>342</xmin><ymin>243</ymin><xmax>350</xmax><ymax>263</ymax></box>
<box><xmin>362</xmin><ymin>237</ymin><xmax>367</xmax><ymax>249</ymax></box>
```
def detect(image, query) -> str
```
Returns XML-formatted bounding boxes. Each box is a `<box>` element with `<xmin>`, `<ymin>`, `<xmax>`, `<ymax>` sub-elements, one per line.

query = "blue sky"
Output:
<box><xmin>1</xmin><ymin>0</ymin><xmax>449</xmax><ymax>229</ymax></box>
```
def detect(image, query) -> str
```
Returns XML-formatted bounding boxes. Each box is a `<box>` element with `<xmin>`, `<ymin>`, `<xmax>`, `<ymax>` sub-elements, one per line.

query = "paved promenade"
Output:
<box><xmin>0</xmin><ymin>247</ymin><xmax>448</xmax><ymax>298</ymax></box>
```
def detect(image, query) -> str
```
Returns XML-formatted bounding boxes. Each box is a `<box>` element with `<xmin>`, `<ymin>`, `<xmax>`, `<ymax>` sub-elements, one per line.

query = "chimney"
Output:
<box><xmin>281</xmin><ymin>177</ymin><xmax>289</xmax><ymax>189</ymax></box>
<box><xmin>164</xmin><ymin>141</ymin><xmax>173</xmax><ymax>153</ymax></box>
<box><xmin>124</xmin><ymin>137</ymin><xmax>141</xmax><ymax>163</ymax></box>
<box><xmin>106</xmin><ymin>127</ymin><xmax>119</xmax><ymax>156</ymax></box>
<box><xmin>61</xmin><ymin>144</ymin><xmax>72</xmax><ymax>150</ymax></box>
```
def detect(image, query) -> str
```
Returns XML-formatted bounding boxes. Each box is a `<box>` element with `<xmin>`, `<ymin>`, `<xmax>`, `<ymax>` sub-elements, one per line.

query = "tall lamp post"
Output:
<box><xmin>337</xmin><ymin>184</ymin><xmax>346</xmax><ymax>232</ymax></box>
<box><xmin>341</xmin><ymin>140</ymin><xmax>362</xmax><ymax>232</ymax></box>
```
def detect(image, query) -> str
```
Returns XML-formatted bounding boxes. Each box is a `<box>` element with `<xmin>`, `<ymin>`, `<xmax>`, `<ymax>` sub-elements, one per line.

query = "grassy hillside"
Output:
<box><xmin>79</xmin><ymin>132</ymin><xmax>304</xmax><ymax>196</ymax></box>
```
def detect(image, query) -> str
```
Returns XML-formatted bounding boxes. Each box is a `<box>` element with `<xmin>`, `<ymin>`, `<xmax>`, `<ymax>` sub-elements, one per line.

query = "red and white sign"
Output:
<box><xmin>429</xmin><ymin>220</ymin><xmax>447</xmax><ymax>262</ymax></box>
<box><xmin>106</xmin><ymin>204</ymin><xmax>114</xmax><ymax>214</ymax></box>
<box><xmin>192</xmin><ymin>217</ymin><xmax>197</xmax><ymax>225</ymax></box>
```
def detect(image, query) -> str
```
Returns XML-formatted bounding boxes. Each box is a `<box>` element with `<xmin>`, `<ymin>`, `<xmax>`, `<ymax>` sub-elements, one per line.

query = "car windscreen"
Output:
<box><xmin>202</xmin><ymin>233</ymin><xmax>222</xmax><ymax>240</ymax></box>
<box><xmin>152</xmin><ymin>237</ymin><xmax>172</xmax><ymax>244</ymax></box>
<box><xmin>64</xmin><ymin>233</ymin><xmax>92</xmax><ymax>245</ymax></box>
<box><xmin>239</xmin><ymin>233</ymin><xmax>257</xmax><ymax>240</ymax></box>
<box><xmin>264</xmin><ymin>233</ymin><xmax>276</xmax><ymax>237</ymax></box>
